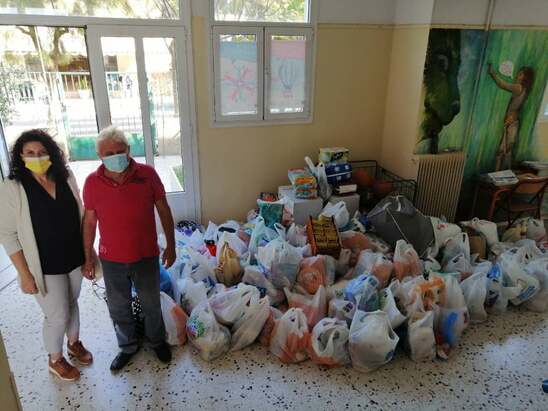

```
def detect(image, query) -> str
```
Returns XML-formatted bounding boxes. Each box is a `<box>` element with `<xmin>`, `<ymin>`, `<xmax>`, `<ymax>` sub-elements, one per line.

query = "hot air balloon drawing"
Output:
<box><xmin>278</xmin><ymin>59</ymin><xmax>299</xmax><ymax>98</ymax></box>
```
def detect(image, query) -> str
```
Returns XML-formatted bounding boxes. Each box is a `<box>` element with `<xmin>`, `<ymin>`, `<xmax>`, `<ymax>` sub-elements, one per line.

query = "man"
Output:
<box><xmin>82</xmin><ymin>126</ymin><xmax>176</xmax><ymax>371</ymax></box>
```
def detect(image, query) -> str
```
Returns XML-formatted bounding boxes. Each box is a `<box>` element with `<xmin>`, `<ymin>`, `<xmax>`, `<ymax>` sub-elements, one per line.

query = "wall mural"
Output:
<box><xmin>415</xmin><ymin>28</ymin><xmax>548</xmax><ymax>212</ymax></box>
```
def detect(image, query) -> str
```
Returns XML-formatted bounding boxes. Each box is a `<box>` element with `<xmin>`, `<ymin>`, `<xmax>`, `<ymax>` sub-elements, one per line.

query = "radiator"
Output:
<box><xmin>415</xmin><ymin>152</ymin><xmax>466</xmax><ymax>222</ymax></box>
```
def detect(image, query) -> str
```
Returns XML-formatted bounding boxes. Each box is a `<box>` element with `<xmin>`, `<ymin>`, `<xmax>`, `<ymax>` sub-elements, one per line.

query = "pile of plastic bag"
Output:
<box><xmin>156</xmin><ymin>199</ymin><xmax>547</xmax><ymax>372</ymax></box>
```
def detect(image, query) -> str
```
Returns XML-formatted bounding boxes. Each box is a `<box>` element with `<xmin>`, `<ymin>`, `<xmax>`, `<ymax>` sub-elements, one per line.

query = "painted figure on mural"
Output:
<box><xmin>487</xmin><ymin>63</ymin><xmax>535</xmax><ymax>170</ymax></box>
<box><xmin>418</xmin><ymin>29</ymin><xmax>462</xmax><ymax>154</ymax></box>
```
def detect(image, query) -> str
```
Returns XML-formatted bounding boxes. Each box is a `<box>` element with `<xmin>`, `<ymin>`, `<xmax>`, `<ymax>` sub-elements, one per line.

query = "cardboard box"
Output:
<box><xmin>278</xmin><ymin>185</ymin><xmax>323</xmax><ymax>226</ymax></box>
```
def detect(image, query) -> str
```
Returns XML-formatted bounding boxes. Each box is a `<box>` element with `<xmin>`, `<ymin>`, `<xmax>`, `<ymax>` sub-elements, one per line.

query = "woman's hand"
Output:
<box><xmin>20</xmin><ymin>272</ymin><xmax>38</xmax><ymax>294</ymax></box>
<box><xmin>81</xmin><ymin>259</ymin><xmax>96</xmax><ymax>280</ymax></box>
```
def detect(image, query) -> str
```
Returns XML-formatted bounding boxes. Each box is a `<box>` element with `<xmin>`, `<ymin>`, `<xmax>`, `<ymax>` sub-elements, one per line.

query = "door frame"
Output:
<box><xmin>0</xmin><ymin>0</ymin><xmax>202</xmax><ymax>222</ymax></box>
<box><xmin>86</xmin><ymin>24</ymin><xmax>201</xmax><ymax>223</ymax></box>
<box><xmin>0</xmin><ymin>118</ymin><xmax>9</xmax><ymax>180</ymax></box>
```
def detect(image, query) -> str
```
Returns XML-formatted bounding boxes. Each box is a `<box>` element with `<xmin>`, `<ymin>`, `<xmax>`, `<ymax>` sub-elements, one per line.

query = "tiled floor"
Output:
<box><xmin>0</xmin><ymin>279</ymin><xmax>546</xmax><ymax>411</ymax></box>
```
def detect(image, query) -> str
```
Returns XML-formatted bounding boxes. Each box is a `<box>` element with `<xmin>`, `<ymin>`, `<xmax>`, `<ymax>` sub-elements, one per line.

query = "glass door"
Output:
<box><xmin>86</xmin><ymin>25</ymin><xmax>198</xmax><ymax>221</ymax></box>
<box><xmin>0</xmin><ymin>25</ymin><xmax>98</xmax><ymax>186</ymax></box>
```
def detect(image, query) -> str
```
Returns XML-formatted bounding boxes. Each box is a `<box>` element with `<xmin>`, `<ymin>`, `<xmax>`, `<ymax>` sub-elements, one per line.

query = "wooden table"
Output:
<box><xmin>471</xmin><ymin>169</ymin><xmax>544</xmax><ymax>220</ymax></box>
<box><xmin>471</xmin><ymin>178</ymin><xmax>515</xmax><ymax>220</ymax></box>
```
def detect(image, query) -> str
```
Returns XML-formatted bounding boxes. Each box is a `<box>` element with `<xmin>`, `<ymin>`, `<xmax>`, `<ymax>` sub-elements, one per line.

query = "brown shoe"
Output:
<box><xmin>68</xmin><ymin>340</ymin><xmax>93</xmax><ymax>365</ymax></box>
<box><xmin>48</xmin><ymin>356</ymin><xmax>80</xmax><ymax>382</ymax></box>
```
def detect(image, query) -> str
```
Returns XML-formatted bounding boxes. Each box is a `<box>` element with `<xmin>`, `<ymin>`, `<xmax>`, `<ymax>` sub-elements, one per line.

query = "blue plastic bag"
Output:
<box><xmin>160</xmin><ymin>265</ymin><xmax>174</xmax><ymax>299</ymax></box>
<box><xmin>344</xmin><ymin>274</ymin><xmax>379</xmax><ymax>311</ymax></box>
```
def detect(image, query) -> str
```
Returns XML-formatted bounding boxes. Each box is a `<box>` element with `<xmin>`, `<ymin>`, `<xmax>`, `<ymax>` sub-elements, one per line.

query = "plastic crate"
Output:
<box><xmin>350</xmin><ymin>160</ymin><xmax>417</xmax><ymax>211</ymax></box>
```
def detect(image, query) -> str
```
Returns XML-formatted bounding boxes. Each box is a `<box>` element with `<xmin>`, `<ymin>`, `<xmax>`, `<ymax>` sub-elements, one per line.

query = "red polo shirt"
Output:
<box><xmin>83</xmin><ymin>159</ymin><xmax>165</xmax><ymax>263</ymax></box>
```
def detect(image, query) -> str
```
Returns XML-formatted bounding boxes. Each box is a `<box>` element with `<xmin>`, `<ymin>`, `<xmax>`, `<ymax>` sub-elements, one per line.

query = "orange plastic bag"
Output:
<box><xmin>160</xmin><ymin>292</ymin><xmax>188</xmax><ymax>346</ymax></box>
<box><xmin>258</xmin><ymin>307</ymin><xmax>283</xmax><ymax>347</ymax></box>
<box><xmin>415</xmin><ymin>277</ymin><xmax>445</xmax><ymax>311</ymax></box>
<box><xmin>296</xmin><ymin>256</ymin><xmax>335</xmax><ymax>295</ymax></box>
<box><xmin>340</xmin><ymin>231</ymin><xmax>371</xmax><ymax>266</ymax></box>
<box><xmin>285</xmin><ymin>285</ymin><xmax>327</xmax><ymax>328</ymax></box>
<box><xmin>269</xmin><ymin>308</ymin><xmax>310</xmax><ymax>363</ymax></box>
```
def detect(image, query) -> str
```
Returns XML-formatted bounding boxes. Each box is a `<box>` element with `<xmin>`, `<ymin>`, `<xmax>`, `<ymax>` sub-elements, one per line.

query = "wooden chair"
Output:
<box><xmin>496</xmin><ymin>174</ymin><xmax>548</xmax><ymax>227</ymax></box>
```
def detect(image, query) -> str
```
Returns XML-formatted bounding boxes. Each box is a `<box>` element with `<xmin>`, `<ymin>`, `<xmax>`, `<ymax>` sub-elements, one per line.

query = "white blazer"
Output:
<box><xmin>0</xmin><ymin>168</ymin><xmax>97</xmax><ymax>296</ymax></box>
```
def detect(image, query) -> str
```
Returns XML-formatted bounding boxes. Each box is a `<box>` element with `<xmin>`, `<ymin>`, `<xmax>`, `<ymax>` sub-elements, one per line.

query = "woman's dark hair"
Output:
<box><xmin>8</xmin><ymin>129</ymin><xmax>69</xmax><ymax>182</ymax></box>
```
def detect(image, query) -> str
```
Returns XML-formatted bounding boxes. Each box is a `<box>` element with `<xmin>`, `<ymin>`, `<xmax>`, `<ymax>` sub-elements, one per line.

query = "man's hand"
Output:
<box><xmin>82</xmin><ymin>259</ymin><xmax>96</xmax><ymax>280</ymax></box>
<box><xmin>20</xmin><ymin>272</ymin><xmax>38</xmax><ymax>294</ymax></box>
<box><xmin>162</xmin><ymin>244</ymin><xmax>176</xmax><ymax>269</ymax></box>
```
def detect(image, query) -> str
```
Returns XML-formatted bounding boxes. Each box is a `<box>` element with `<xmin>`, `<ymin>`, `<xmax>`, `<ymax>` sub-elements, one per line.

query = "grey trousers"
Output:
<box><xmin>34</xmin><ymin>267</ymin><xmax>83</xmax><ymax>354</ymax></box>
<box><xmin>101</xmin><ymin>257</ymin><xmax>165</xmax><ymax>354</ymax></box>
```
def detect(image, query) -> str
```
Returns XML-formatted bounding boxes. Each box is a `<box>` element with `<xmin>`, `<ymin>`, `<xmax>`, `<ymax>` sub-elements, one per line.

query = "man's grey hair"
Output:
<box><xmin>96</xmin><ymin>126</ymin><xmax>128</xmax><ymax>150</ymax></box>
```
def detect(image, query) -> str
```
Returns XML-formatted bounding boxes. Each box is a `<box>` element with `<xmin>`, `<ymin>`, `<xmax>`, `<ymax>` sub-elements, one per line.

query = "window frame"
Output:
<box><xmin>208</xmin><ymin>0</ymin><xmax>318</xmax><ymax>127</ymax></box>
<box><xmin>264</xmin><ymin>27</ymin><xmax>314</xmax><ymax>120</ymax></box>
<box><xmin>212</xmin><ymin>26</ymin><xmax>265</xmax><ymax>123</ymax></box>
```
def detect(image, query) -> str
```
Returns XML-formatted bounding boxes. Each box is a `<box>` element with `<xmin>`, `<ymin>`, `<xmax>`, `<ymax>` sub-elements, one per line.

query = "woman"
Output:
<box><xmin>0</xmin><ymin>129</ymin><xmax>93</xmax><ymax>382</ymax></box>
<box><xmin>488</xmin><ymin>64</ymin><xmax>535</xmax><ymax>170</ymax></box>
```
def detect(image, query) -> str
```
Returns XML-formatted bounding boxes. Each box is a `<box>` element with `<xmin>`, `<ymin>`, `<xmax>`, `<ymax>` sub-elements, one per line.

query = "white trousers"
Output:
<box><xmin>34</xmin><ymin>267</ymin><xmax>83</xmax><ymax>354</ymax></box>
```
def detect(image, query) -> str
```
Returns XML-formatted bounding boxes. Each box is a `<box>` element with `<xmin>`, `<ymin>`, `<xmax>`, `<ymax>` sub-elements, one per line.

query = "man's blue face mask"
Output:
<box><xmin>102</xmin><ymin>153</ymin><xmax>129</xmax><ymax>173</ymax></box>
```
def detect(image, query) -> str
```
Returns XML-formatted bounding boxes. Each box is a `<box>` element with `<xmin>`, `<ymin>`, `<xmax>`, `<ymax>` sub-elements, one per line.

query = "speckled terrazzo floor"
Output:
<box><xmin>0</xmin><ymin>279</ymin><xmax>546</xmax><ymax>411</ymax></box>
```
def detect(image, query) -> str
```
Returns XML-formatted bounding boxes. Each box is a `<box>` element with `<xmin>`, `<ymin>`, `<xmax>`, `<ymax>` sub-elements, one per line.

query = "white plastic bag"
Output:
<box><xmin>443</xmin><ymin>253</ymin><xmax>472</xmax><ymax>280</ymax></box>
<box><xmin>485</xmin><ymin>263</ymin><xmax>521</xmax><ymax>314</ymax></box>
<box><xmin>430</xmin><ymin>217</ymin><xmax>462</xmax><ymax>256</ymax></box>
<box><xmin>461</xmin><ymin>218</ymin><xmax>499</xmax><ymax>246</ymax></box>
<box><xmin>320</xmin><ymin>201</ymin><xmax>350</xmax><ymax>229</ymax></box>
<box><xmin>179</xmin><ymin>277</ymin><xmax>209</xmax><ymax>314</ymax></box>
<box><xmin>257</xmin><ymin>227</ymin><xmax>303</xmax><ymax>289</ymax></box>
<box><xmin>526</xmin><ymin>218</ymin><xmax>546</xmax><ymax>243</ymax></box>
<box><xmin>328</xmin><ymin>298</ymin><xmax>356</xmax><ymax>325</ymax></box>
<box><xmin>393</xmin><ymin>240</ymin><xmax>423</xmax><ymax>281</ymax></box>
<box><xmin>182</xmin><ymin>247</ymin><xmax>217</xmax><ymax>289</ymax></box>
<box><xmin>285</xmin><ymin>285</ymin><xmax>327</xmax><ymax>328</ymax></box>
<box><xmin>378</xmin><ymin>286</ymin><xmax>406</xmax><ymax>329</ymax></box>
<box><xmin>435</xmin><ymin>276</ymin><xmax>469</xmax><ymax>359</ymax></box>
<box><xmin>460</xmin><ymin>272</ymin><xmax>488</xmax><ymax>323</ymax></box>
<box><xmin>209</xmin><ymin>284</ymin><xmax>260</xmax><ymax>326</ymax></box>
<box><xmin>523</xmin><ymin>258</ymin><xmax>548</xmax><ymax>312</ymax></box>
<box><xmin>406</xmin><ymin>310</ymin><xmax>436</xmax><ymax>362</ymax></box>
<box><xmin>326</xmin><ymin>279</ymin><xmax>349</xmax><ymax>301</ymax></box>
<box><xmin>241</xmin><ymin>265</ymin><xmax>285</xmax><ymax>305</ymax></box>
<box><xmin>498</xmin><ymin>248</ymin><xmax>540</xmax><ymax>305</ymax></box>
<box><xmin>216</xmin><ymin>231</ymin><xmax>248</xmax><ymax>261</ymax></box>
<box><xmin>287</xmin><ymin>223</ymin><xmax>308</xmax><ymax>247</ymax></box>
<box><xmin>269</xmin><ymin>308</ymin><xmax>310</xmax><ymax>363</ymax></box>
<box><xmin>305</xmin><ymin>157</ymin><xmax>332</xmax><ymax>200</ymax></box>
<box><xmin>186</xmin><ymin>302</ymin><xmax>231</xmax><ymax>361</ymax></box>
<box><xmin>349</xmin><ymin>310</ymin><xmax>399</xmax><ymax>372</ymax></box>
<box><xmin>354</xmin><ymin>250</ymin><xmax>394</xmax><ymax>287</ymax></box>
<box><xmin>307</xmin><ymin>318</ymin><xmax>350</xmax><ymax>366</ymax></box>
<box><xmin>230</xmin><ymin>296</ymin><xmax>271</xmax><ymax>351</ymax></box>
<box><xmin>336</xmin><ymin>249</ymin><xmax>352</xmax><ymax>277</ymax></box>
<box><xmin>204</xmin><ymin>221</ymin><xmax>218</xmax><ymax>242</ymax></box>
<box><xmin>442</xmin><ymin>233</ymin><xmax>470</xmax><ymax>267</ymax></box>
<box><xmin>160</xmin><ymin>292</ymin><xmax>188</xmax><ymax>346</ymax></box>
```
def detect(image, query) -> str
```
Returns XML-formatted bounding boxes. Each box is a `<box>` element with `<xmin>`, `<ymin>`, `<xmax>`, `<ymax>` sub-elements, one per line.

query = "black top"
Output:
<box><xmin>22</xmin><ymin>174</ymin><xmax>85</xmax><ymax>275</ymax></box>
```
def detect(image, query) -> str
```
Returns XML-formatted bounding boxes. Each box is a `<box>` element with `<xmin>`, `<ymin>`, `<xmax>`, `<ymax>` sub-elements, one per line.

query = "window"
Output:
<box><xmin>213</xmin><ymin>0</ymin><xmax>309</xmax><ymax>23</ymax></box>
<box><xmin>0</xmin><ymin>0</ymin><xmax>179</xmax><ymax>19</ymax></box>
<box><xmin>211</xmin><ymin>0</ymin><xmax>315</xmax><ymax>124</ymax></box>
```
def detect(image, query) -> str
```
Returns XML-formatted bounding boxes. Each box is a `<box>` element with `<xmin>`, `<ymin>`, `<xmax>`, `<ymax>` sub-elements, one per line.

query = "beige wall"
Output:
<box><xmin>192</xmin><ymin>17</ymin><xmax>393</xmax><ymax>222</ymax></box>
<box><xmin>536</xmin><ymin>122</ymin><xmax>548</xmax><ymax>155</ymax></box>
<box><xmin>380</xmin><ymin>26</ymin><xmax>431</xmax><ymax>179</ymax></box>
